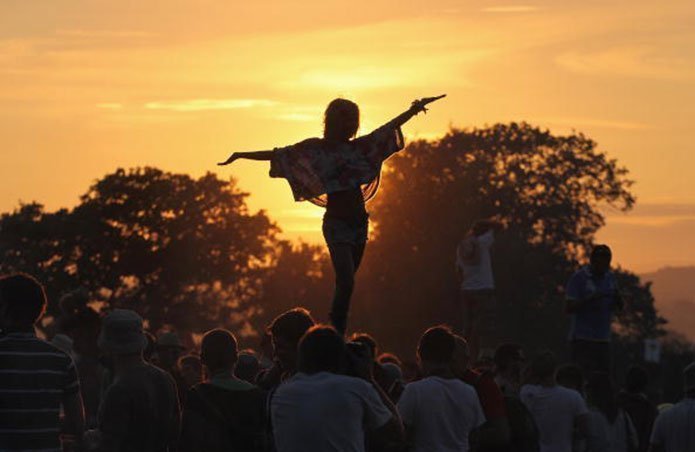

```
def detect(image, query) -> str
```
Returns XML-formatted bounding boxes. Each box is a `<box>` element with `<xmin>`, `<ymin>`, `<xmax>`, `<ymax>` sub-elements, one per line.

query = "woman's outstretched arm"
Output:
<box><xmin>383</xmin><ymin>94</ymin><xmax>447</xmax><ymax>129</ymax></box>
<box><xmin>217</xmin><ymin>150</ymin><xmax>274</xmax><ymax>166</ymax></box>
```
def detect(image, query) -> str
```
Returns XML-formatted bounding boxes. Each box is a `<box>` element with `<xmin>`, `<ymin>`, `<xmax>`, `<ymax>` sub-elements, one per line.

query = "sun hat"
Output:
<box><xmin>156</xmin><ymin>331</ymin><xmax>186</xmax><ymax>350</ymax></box>
<box><xmin>98</xmin><ymin>309</ymin><xmax>148</xmax><ymax>355</ymax></box>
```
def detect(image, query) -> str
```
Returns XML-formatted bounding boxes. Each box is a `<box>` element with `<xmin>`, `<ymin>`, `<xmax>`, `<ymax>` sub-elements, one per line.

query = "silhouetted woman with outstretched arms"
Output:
<box><xmin>218</xmin><ymin>94</ymin><xmax>446</xmax><ymax>335</ymax></box>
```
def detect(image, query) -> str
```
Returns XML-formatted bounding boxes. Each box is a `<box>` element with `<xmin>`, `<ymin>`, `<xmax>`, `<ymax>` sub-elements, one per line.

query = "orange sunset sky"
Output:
<box><xmin>1</xmin><ymin>0</ymin><xmax>694</xmax><ymax>273</ymax></box>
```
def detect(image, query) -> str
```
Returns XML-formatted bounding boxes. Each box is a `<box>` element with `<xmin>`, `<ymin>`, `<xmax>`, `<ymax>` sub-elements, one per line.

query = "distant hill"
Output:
<box><xmin>641</xmin><ymin>266</ymin><xmax>695</xmax><ymax>341</ymax></box>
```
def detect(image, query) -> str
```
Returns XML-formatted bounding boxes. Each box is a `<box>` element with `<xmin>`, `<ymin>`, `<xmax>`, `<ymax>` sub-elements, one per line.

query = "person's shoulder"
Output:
<box><xmin>1</xmin><ymin>334</ymin><xmax>73</xmax><ymax>363</ymax></box>
<box><xmin>146</xmin><ymin>363</ymin><xmax>178</xmax><ymax>386</ymax></box>
<box><xmin>325</xmin><ymin>372</ymin><xmax>372</xmax><ymax>389</ymax></box>
<box><xmin>274</xmin><ymin>137</ymin><xmax>323</xmax><ymax>153</ymax></box>
<box><xmin>571</xmin><ymin>266</ymin><xmax>590</xmax><ymax>279</ymax></box>
<box><xmin>672</xmin><ymin>398</ymin><xmax>695</xmax><ymax>414</ymax></box>
<box><xmin>557</xmin><ymin>386</ymin><xmax>585</xmax><ymax>404</ymax></box>
<box><xmin>297</xmin><ymin>137</ymin><xmax>324</xmax><ymax>147</ymax></box>
<box><xmin>554</xmin><ymin>384</ymin><xmax>576</xmax><ymax>396</ymax></box>
<box><xmin>520</xmin><ymin>384</ymin><xmax>540</xmax><ymax>397</ymax></box>
<box><xmin>421</xmin><ymin>375</ymin><xmax>471</xmax><ymax>391</ymax></box>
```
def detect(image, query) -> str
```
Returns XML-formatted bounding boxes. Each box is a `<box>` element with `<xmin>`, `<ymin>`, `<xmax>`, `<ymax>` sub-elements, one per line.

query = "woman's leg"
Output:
<box><xmin>352</xmin><ymin>241</ymin><xmax>366</xmax><ymax>271</ymax></box>
<box><xmin>327</xmin><ymin>243</ymin><xmax>357</xmax><ymax>336</ymax></box>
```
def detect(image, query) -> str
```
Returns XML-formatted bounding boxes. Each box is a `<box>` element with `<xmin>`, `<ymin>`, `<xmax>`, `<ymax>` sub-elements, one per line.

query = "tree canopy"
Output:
<box><xmin>0</xmin><ymin>123</ymin><xmax>667</xmax><ymax>359</ymax></box>
<box><xmin>350</xmin><ymin>122</ymin><xmax>663</xmax><ymax>357</ymax></box>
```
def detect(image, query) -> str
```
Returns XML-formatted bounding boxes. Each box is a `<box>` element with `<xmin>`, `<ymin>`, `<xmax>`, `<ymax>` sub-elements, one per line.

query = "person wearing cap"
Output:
<box><xmin>649</xmin><ymin>362</ymin><xmax>695</xmax><ymax>452</ymax></box>
<box><xmin>93</xmin><ymin>309</ymin><xmax>180</xmax><ymax>451</ymax></box>
<box><xmin>155</xmin><ymin>331</ymin><xmax>187</xmax><ymax>373</ymax></box>
<box><xmin>154</xmin><ymin>331</ymin><xmax>189</xmax><ymax>401</ymax></box>
<box><xmin>565</xmin><ymin>244</ymin><xmax>623</xmax><ymax>374</ymax></box>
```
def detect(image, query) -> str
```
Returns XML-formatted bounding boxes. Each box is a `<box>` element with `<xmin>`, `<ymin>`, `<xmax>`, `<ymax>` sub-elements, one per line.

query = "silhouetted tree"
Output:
<box><xmin>0</xmin><ymin>168</ymin><xmax>279</xmax><ymax>334</ymax></box>
<box><xmin>350</xmin><ymin>122</ymin><xmax>663</xmax><ymax>358</ymax></box>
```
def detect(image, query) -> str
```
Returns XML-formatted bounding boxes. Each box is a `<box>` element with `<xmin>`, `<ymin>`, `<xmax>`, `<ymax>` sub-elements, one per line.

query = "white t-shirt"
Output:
<box><xmin>271</xmin><ymin>371</ymin><xmax>393</xmax><ymax>452</ymax></box>
<box><xmin>585</xmin><ymin>408</ymin><xmax>637</xmax><ymax>452</ymax></box>
<box><xmin>520</xmin><ymin>384</ymin><xmax>589</xmax><ymax>452</ymax></box>
<box><xmin>457</xmin><ymin>230</ymin><xmax>495</xmax><ymax>290</ymax></box>
<box><xmin>397</xmin><ymin>376</ymin><xmax>486</xmax><ymax>452</ymax></box>
<box><xmin>650</xmin><ymin>398</ymin><xmax>695</xmax><ymax>451</ymax></box>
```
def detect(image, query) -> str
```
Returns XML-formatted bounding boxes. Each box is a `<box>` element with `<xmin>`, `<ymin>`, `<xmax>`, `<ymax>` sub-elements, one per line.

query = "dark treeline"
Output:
<box><xmin>1</xmin><ymin>122</ymin><xmax>691</xmax><ymax>399</ymax></box>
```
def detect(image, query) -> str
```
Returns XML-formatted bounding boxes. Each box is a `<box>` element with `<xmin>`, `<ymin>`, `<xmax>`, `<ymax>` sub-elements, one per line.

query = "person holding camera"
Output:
<box><xmin>565</xmin><ymin>244</ymin><xmax>624</xmax><ymax>374</ymax></box>
<box><xmin>270</xmin><ymin>325</ymin><xmax>404</xmax><ymax>452</ymax></box>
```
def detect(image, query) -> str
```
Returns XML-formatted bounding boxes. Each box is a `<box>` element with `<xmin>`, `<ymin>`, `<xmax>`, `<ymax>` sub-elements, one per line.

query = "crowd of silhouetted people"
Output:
<box><xmin>1</xmin><ymin>272</ymin><xmax>694</xmax><ymax>452</ymax></box>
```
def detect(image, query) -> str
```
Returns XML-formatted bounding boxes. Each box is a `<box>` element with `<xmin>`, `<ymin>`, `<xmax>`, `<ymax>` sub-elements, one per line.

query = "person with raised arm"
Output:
<box><xmin>218</xmin><ymin>95</ymin><xmax>446</xmax><ymax>335</ymax></box>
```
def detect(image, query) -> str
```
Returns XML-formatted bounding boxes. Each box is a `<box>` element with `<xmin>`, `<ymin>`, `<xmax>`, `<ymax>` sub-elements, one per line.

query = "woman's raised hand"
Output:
<box><xmin>410</xmin><ymin>94</ymin><xmax>447</xmax><ymax>114</ymax></box>
<box><xmin>217</xmin><ymin>153</ymin><xmax>239</xmax><ymax>166</ymax></box>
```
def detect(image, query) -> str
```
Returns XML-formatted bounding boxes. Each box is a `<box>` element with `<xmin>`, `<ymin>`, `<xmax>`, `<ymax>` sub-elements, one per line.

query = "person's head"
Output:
<box><xmin>625</xmin><ymin>365</ymin><xmax>649</xmax><ymax>394</ymax></box>
<box><xmin>471</xmin><ymin>219</ymin><xmax>492</xmax><ymax>237</ymax></box>
<box><xmin>556</xmin><ymin>364</ymin><xmax>585</xmax><ymax>392</ymax></box>
<box><xmin>260</xmin><ymin>331</ymin><xmax>273</xmax><ymax>358</ymax></box>
<box><xmin>98</xmin><ymin>309</ymin><xmax>148</xmax><ymax>358</ymax></box>
<box><xmin>0</xmin><ymin>273</ymin><xmax>47</xmax><ymax>330</ymax></box>
<box><xmin>62</xmin><ymin>306</ymin><xmax>101</xmax><ymax>356</ymax></box>
<box><xmin>494</xmin><ymin>343</ymin><xmax>525</xmax><ymax>381</ymax></box>
<box><xmin>200</xmin><ymin>328</ymin><xmax>238</xmax><ymax>375</ymax></box>
<box><xmin>417</xmin><ymin>325</ymin><xmax>456</xmax><ymax>373</ymax></box>
<box><xmin>178</xmin><ymin>354</ymin><xmax>203</xmax><ymax>387</ymax></box>
<box><xmin>683</xmin><ymin>362</ymin><xmax>695</xmax><ymax>397</ymax></box>
<box><xmin>268</xmin><ymin>307</ymin><xmax>315</xmax><ymax>371</ymax></box>
<box><xmin>587</xmin><ymin>372</ymin><xmax>618</xmax><ymax>422</ymax></box>
<box><xmin>297</xmin><ymin>325</ymin><xmax>345</xmax><ymax>374</ymax></box>
<box><xmin>529</xmin><ymin>350</ymin><xmax>557</xmax><ymax>383</ymax></box>
<box><xmin>234</xmin><ymin>350</ymin><xmax>261</xmax><ymax>383</ymax></box>
<box><xmin>350</xmin><ymin>332</ymin><xmax>377</xmax><ymax>360</ymax></box>
<box><xmin>155</xmin><ymin>331</ymin><xmax>186</xmax><ymax>370</ymax></box>
<box><xmin>451</xmin><ymin>335</ymin><xmax>470</xmax><ymax>376</ymax></box>
<box><xmin>590</xmin><ymin>244</ymin><xmax>612</xmax><ymax>275</ymax></box>
<box><xmin>377</xmin><ymin>352</ymin><xmax>403</xmax><ymax>368</ymax></box>
<box><xmin>323</xmin><ymin>98</ymin><xmax>360</xmax><ymax>142</ymax></box>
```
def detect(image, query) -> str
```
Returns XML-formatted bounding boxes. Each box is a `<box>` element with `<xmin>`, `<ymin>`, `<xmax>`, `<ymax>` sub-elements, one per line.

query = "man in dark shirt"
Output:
<box><xmin>179</xmin><ymin>329</ymin><xmax>266</xmax><ymax>452</ymax></box>
<box><xmin>0</xmin><ymin>273</ymin><xmax>85</xmax><ymax>451</ymax></box>
<box><xmin>94</xmin><ymin>309</ymin><xmax>180</xmax><ymax>451</ymax></box>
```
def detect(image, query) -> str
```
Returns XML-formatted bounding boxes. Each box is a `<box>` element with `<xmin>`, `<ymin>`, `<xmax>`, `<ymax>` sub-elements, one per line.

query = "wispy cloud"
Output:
<box><xmin>144</xmin><ymin>99</ymin><xmax>277</xmax><ymax>112</ymax></box>
<box><xmin>556</xmin><ymin>45</ymin><xmax>694</xmax><ymax>81</ymax></box>
<box><xmin>482</xmin><ymin>5</ymin><xmax>539</xmax><ymax>13</ymax></box>
<box><xmin>96</xmin><ymin>103</ymin><xmax>123</xmax><ymax>110</ymax></box>
<box><xmin>56</xmin><ymin>29</ymin><xmax>157</xmax><ymax>39</ymax></box>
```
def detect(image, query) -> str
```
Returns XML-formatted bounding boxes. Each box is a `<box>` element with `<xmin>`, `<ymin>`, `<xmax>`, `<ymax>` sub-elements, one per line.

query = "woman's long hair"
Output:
<box><xmin>323</xmin><ymin>98</ymin><xmax>359</xmax><ymax>142</ymax></box>
<box><xmin>309</xmin><ymin>98</ymin><xmax>379</xmax><ymax>207</ymax></box>
<box><xmin>587</xmin><ymin>372</ymin><xmax>619</xmax><ymax>423</ymax></box>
